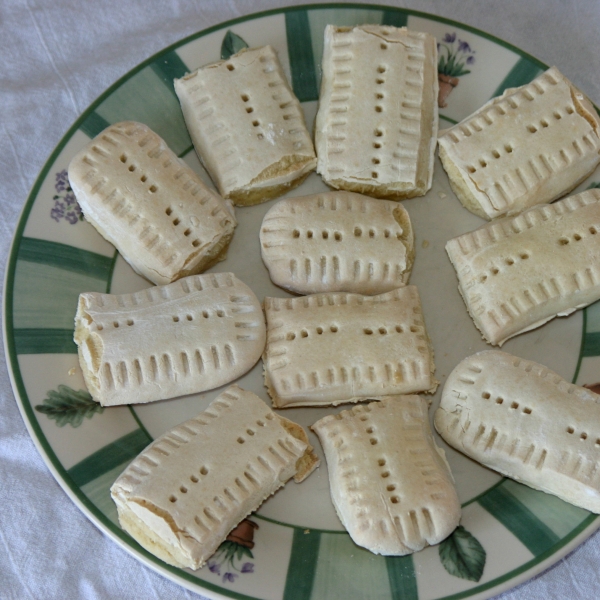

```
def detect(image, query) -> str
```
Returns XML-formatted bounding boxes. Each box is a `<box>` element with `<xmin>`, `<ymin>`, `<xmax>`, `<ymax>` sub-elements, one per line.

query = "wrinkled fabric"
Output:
<box><xmin>1</xmin><ymin>1</ymin><xmax>600</xmax><ymax>598</ymax></box>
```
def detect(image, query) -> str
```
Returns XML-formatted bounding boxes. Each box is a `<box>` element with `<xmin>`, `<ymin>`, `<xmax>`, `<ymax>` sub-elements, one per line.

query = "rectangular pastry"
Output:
<box><xmin>312</xmin><ymin>397</ymin><xmax>460</xmax><ymax>555</ymax></box>
<box><xmin>446</xmin><ymin>189</ymin><xmax>600</xmax><ymax>346</ymax></box>
<box><xmin>175</xmin><ymin>45</ymin><xmax>317</xmax><ymax>206</ymax></box>
<box><xmin>68</xmin><ymin>121</ymin><xmax>236</xmax><ymax>286</ymax></box>
<box><xmin>315</xmin><ymin>25</ymin><xmax>438</xmax><ymax>200</ymax></box>
<box><xmin>74</xmin><ymin>273</ymin><xmax>266</xmax><ymax>406</ymax></box>
<box><xmin>111</xmin><ymin>385</ymin><xmax>319</xmax><ymax>570</ymax></box>
<box><xmin>438</xmin><ymin>67</ymin><xmax>600</xmax><ymax>220</ymax></box>
<box><xmin>260</xmin><ymin>191</ymin><xmax>414</xmax><ymax>295</ymax></box>
<box><xmin>435</xmin><ymin>350</ymin><xmax>600</xmax><ymax>513</ymax></box>
<box><xmin>263</xmin><ymin>287</ymin><xmax>436</xmax><ymax>408</ymax></box>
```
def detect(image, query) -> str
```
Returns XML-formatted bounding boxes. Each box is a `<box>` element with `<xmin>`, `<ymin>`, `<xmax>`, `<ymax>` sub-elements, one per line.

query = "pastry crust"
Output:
<box><xmin>74</xmin><ymin>273</ymin><xmax>266</xmax><ymax>406</ymax></box>
<box><xmin>435</xmin><ymin>350</ymin><xmax>600</xmax><ymax>513</ymax></box>
<box><xmin>260</xmin><ymin>191</ymin><xmax>414</xmax><ymax>295</ymax></box>
<box><xmin>446</xmin><ymin>189</ymin><xmax>600</xmax><ymax>346</ymax></box>
<box><xmin>68</xmin><ymin>121</ymin><xmax>236</xmax><ymax>285</ymax></box>
<box><xmin>312</xmin><ymin>397</ymin><xmax>460</xmax><ymax>555</ymax></box>
<box><xmin>263</xmin><ymin>287</ymin><xmax>436</xmax><ymax>408</ymax></box>
<box><xmin>438</xmin><ymin>67</ymin><xmax>600</xmax><ymax>220</ymax></box>
<box><xmin>111</xmin><ymin>385</ymin><xmax>319</xmax><ymax>570</ymax></box>
<box><xmin>175</xmin><ymin>46</ymin><xmax>316</xmax><ymax>206</ymax></box>
<box><xmin>315</xmin><ymin>25</ymin><xmax>438</xmax><ymax>200</ymax></box>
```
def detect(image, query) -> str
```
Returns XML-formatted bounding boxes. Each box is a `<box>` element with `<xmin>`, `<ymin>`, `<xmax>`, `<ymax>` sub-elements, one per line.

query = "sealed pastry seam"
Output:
<box><xmin>175</xmin><ymin>45</ymin><xmax>316</xmax><ymax>206</ymax></box>
<box><xmin>74</xmin><ymin>273</ymin><xmax>266</xmax><ymax>406</ymax></box>
<box><xmin>435</xmin><ymin>350</ymin><xmax>600</xmax><ymax>513</ymax></box>
<box><xmin>315</xmin><ymin>25</ymin><xmax>438</xmax><ymax>200</ymax></box>
<box><xmin>260</xmin><ymin>191</ymin><xmax>414</xmax><ymax>295</ymax></box>
<box><xmin>446</xmin><ymin>188</ymin><xmax>600</xmax><ymax>346</ymax></box>
<box><xmin>111</xmin><ymin>385</ymin><xmax>318</xmax><ymax>570</ymax></box>
<box><xmin>68</xmin><ymin>121</ymin><xmax>236</xmax><ymax>285</ymax></box>
<box><xmin>312</xmin><ymin>397</ymin><xmax>460</xmax><ymax>554</ymax></box>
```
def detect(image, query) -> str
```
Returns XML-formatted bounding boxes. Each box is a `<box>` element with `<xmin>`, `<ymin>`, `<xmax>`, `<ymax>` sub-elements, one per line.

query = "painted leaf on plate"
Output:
<box><xmin>35</xmin><ymin>385</ymin><xmax>103</xmax><ymax>427</ymax></box>
<box><xmin>439</xmin><ymin>525</ymin><xmax>486</xmax><ymax>582</ymax></box>
<box><xmin>221</xmin><ymin>30</ymin><xmax>249</xmax><ymax>60</ymax></box>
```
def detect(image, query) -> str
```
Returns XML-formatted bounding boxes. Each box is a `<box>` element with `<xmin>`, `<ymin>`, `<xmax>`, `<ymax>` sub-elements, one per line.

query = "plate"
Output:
<box><xmin>4</xmin><ymin>4</ymin><xmax>600</xmax><ymax>599</ymax></box>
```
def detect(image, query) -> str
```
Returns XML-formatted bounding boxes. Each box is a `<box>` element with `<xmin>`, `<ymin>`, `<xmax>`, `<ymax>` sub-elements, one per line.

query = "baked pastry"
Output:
<box><xmin>446</xmin><ymin>188</ymin><xmax>600</xmax><ymax>346</ymax></box>
<box><xmin>312</xmin><ymin>396</ymin><xmax>460</xmax><ymax>555</ymax></box>
<box><xmin>260</xmin><ymin>191</ymin><xmax>414</xmax><ymax>295</ymax></box>
<box><xmin>438</xmin><ymin>66</ymin><xmax>600</xmax><ymax>220</ymax></box>
<box><xmin>74</xmin><ymin>273</ymin><xmax>266</xmax><ymax>406</ymax></box>
<box><xmin>435</xmin><ymin>350</ymin><xmax>600</xmax><ymax>513</ymax></box>
<box><xmin>111</xmin><ymin>385</ymin><xmax>319</xmax><ymax>569</ymax></box>
<box><xmin>174</xmin><ymin>45</ymin><xmax>316</xmax><ymax>206</ymax></box>
<box><xmin>68</xmin><ymin>121</ymin><xmax>236</xmax><ymax>285</ymax></box>
<box><xmin>263</xmin><ymin>287</ymin><xmax>436</xmax><ymax>408</ymax></box>
<box><xmin>315</xmin><ymin>25</ymin><xmax>438</xmax><ymax>200</ymax></box>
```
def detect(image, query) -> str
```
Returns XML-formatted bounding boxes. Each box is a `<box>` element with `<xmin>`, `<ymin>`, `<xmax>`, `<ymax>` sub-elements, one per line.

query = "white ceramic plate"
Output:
<box><xmin>5</xmin><ymin>5</ymin><xmax>600</xmax><ymax>599</ymax></box>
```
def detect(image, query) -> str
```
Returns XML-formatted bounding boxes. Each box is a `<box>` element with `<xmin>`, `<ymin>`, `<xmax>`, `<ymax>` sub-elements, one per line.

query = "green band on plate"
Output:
<box><xmin>491</xmin><ymin>57</ymin><xmax>543</xmax><ymax>98</ymax></box>
<box><xmin>582</xmin><ymin>331</ymin><xmax>600</xmax><ymax>357</ymax></box>
<box><xmin>285</xmin><ymin>10</ymin><xmax>319</xmax><ymax>103</ymax></box>
<box><xmin>14</xmin><ymin>328</ymin><xmax>77</xmax><ymax>354</ymax></box>
<box><xmin>80</xmin><ymin>110</ymin><xmax>111</xmax><ymax>139</ymax></box>
<box><xmin>18</xmin><ymin>237</ymin><xmax>114</xmax><ymax>281</ymax></box>
<box><xmin>283</xmin><ymin>527</ymin><xmax>321</xmax><ymax>600</ymax></box>
<box><xmin>381</xmin><ymin>10</ymin><xmax>408</xmax><ymax>28</ymax></box>
<box><xmin>478</xmin><ymin>483</ymin><xmax>559</xmax><ymax>555</ymax></box>
<box><xmin>67</xmin><ymin>428</ymin><xmax>153</xmax><ymax>488</ymax></box>
<box><xmin>385</xmin><ymin>554</ymin><xmax>419</xmax><ymax>600</ymax></box>
<box><xmin>150</xmin><ymin>49</ymin><xmax>190</xmax><ymax>95</ymax></box>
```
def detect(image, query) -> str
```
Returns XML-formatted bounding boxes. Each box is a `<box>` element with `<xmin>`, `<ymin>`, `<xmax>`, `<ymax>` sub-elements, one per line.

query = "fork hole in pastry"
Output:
<box><xmin>266</xmin><ymin>413</ymin><xmax>275</xmax><ymax>420</ymax></box>
<box><xmin>506</xmin><ymin>258</ymin><xmax>514</xmax><ymax>265</ymax></box>
<box><xmin>149</xmin><ymin>185</ymin><xmax>157</xmax><ymax>193</ymax></box>
<box><xmin>373</xmin><ymin>142</ymin><xmax>381</xmax><ymax>149</ymax></box>
<box><xmin>372</xmin><ymin>158</ymin><xmax>380</xmax><ymax>165</ymax></box>
<box><xmin>580</xmin><ymin>432</ymin><xmax>588</xmax><ymax>441</ymax></box>
<box><xmin>316</xmin><ymin>327</ymin><xmax>324</xmax><ymax>335</ymax></box>
<box><xmin>140</xmin><ymin>175</ymin><xmax>147</xmax><ymax>182</ymax></box>
<box><xmin>491</xmin><ymin>267</ymin><xmax>500</xmax><ymax>275</ymax></box>
<box><xmin>354</xmin><ymin>227</ymin><xmax>362</xmax><ymax>237</ymax></box>
<box><xmin>307</xmin><ymin>230</ymin><xmax>314</xmax><ymax>239</ymax></box>
<box><xmin>378</xmin><ymin>458</ymin><xmax>386</xmax><ymax>466</ymax></box>
<box><xmin>169</xmin><ymin>495</ymin><xmax>177</xmax><ymax>503</ymax></box>
<box><xmin>381</xmin><ymin>470</ymin><xmax>390</xmax><ymax>477</ymax></box>
<box><xmin>257</xmin><ymin>420</ymin><xmax>265</xmax><ymax>427</ymax></box>
<box><xmin>386</xmin><ymin>484</ymin><xmax>396</xmax><ymax>492</ymax></box>
<box><xmin>173</xmin><ymin>218</ymin><xmax>180</xmax><ymax>226</ymax></box>
<box><xmin>523</xmin><ymin>407</ymin><xmax>532</xmax><ymax>414</ymax></box>
<box><xmin>246</xmin><ymin>107</ymin><xmax>254</xmax><ymax>113</ymax></box>
<box><xmin>165</xmin><ymin>207</ymin><xmax>173</xmax><ymax>215</ymax></box>
<box><xmin>541</xmin><ymin>119</ymin><xmax>549</xmax><ymax>128</ymax></box>
<box><xmin>559</xmin><ymin>237</ymin><xmax>569</xmax><ymax>246</ymax></box>
<box><xmin>492</xmin><ymin>150</ymin><xmax>500</xmax><ymax>159</ymax></box>
<box><xmin>374</xmin><ymin>129</ymin><xmax>383</xmax><ymax>137</ymax></box>
<box><xmin>364</xmin><ymin>328</ymin><xmax>373</xmax><ymax>335</ymax></box>
<box><xmin>180</xmin><ymin>486</ymin><xmax>188</xmax><ymax>494</ymax></box>
<box><xmin>113</xmin><ymin>321</ymin><xmax>119</xmax><ymax>328</ymax></box>
<box><xmin>227</xmin><ymin>64</ymin><xmax>235</xmax><ymax>71</ymax></box>
<box><xmin>520</xmin><ymin>253</ymin><xmax>529</xmax><ymax>259</ymax></box>
<box><xmin>334</xmin><ymin>232</ymin><xmax>342</xmax><ymax>241</ymax></box>
<box><xmin>97</xmin><ymin>324</ymin><xmax>103</xmax><ymax>331</ymax></box>
<box><xmin>186</xmin><ymin>314</ymin><xmax>193</xmax><ymax>321</ymax></box>
<box><xmin>480</xmin><ymin>275</ymin><xmax>487</xmax><ymax>283</ymax></box>
<box><xmin>126</xmin><ymin>319</ymin><xmax>134</xmax><ymax>326</ymax></box>
<box><xmin>467</xmin><ymin>165</ymin><xmax>476</xmax><ymax>173</ymax></box>
<box><xmin>247</xmin><ymin>429</ymin><xmax>255</xmax><ymax>436</ymax></box>
<box><xmin>190</xmin><ymin>475</ymin><xmax>199</xmax><ymax>483</ymax></box>
<box><xmin>301</xmin><ymin>330</ymin><xmax>308</xmax><ymax>338</ymax></box>
<box><xmin>293</xmin><ymin>229</ymin><xmax>300</xmax><ymax>238</ymax></box>
<box><xmin>510</xmin><ymin>401</ymin><xmax>519</xmax><ymax>409</ymax></box>
<box><xmin>553</xmin><ymin>111</ymin><xmax>562</xmax><ymax>120</ymax></box>
<box><xmin>566</xmin><ymin>105</ymin><xmax>575</xmax><ymax>114</ymax></box>
<box><xmin>202</xmin><ymin>310</ymin><xmax>209</xmax><ymax>318</ymax></box>
<box><xmin>527</xmin><ymin>124</ymin><xmax>537</xmax><ymax>133</ymax></box>
<box><xmin>287</xmin><ymin>332</ymin><xmax>296</xmax><ymax>340</ymax></box>
<box><xmin>172</xmin><ymin>316</ymin><xmax>180</xmax><ymax>322</ymax></box>
<box><xmin>237</xmin><ymin>437</ymin><xmax>245</xmax><ymax>444</ymax></box>
<box><xmin>574</xmin><ymin>233</ymin><xmax>582</xmax><ymax>241</ymax></box>
<box><xmin>395</xmin><ymin>326</ymin><xmax>402</xmax><ymax>333</ymax></box>
<box><xmin>410</xmin><ymin>326</ymin><xmax>418</xmax><ymax>333</ymax></box>
<box><xmin>184</xmin><ymin>228</ymin><xmax>191</xmax><ymax>236</ymax></box>
<box><xmin>378</xmin><ymin>327</ymin><xmax>387</xmax><ymax>335</ymax></box>
<box><xmin>482</xmin><ymin>392</ymin><xmax>491</xmax><ymax>399</ymax></box>
<box><xmin>257</xmin><ymin>133</ymin><xmax>264</xmax><ymax>140</ymax></box>
<box><xmin>241</xmin><ymin>94</ymin><xmax>249</xmax><ymax>102</ymax></box>
<box><xmin>380</xmin><ymin>43</ymin><xmax>388</xmax><ymax>50</ymax></box>
<box><xmin>590</xmin><ymin>227</ymin><xmax>598</xmax><ymax>235</ymax></box>
<box><xmin>375</xmin><ymin>106</ymin><xmax>383</xmax><ymax>113</ymax></box>
<box><xmin>330</xmin><ymin>325</ymin><xmax>338</xmax><ymax>333</ymax></box>
<box><xmin>370</xmin><ymin>438</ymin><xmax>378</xmax><ymax>445</ymax></box>
<box><xmin>496</xmin><ymin>397</ymin><xmax>504</xmax><ymax>404</ymax></box>
<box><xmin>252</xmin><ymin>120</ymin><xmax>260</xmax><ymax>127</ymax></box>
<box><xmin>390</xmin><ymin>496</ymin><xmax>400</xmax><ymax>504</ymax></box>
<box><xmin>192</xmin><ymin>239</ymin><xmax>200</xmax><ymax>247</ymax></box>
<box><xmin>369</xmin><ymin>229</ymin><xmax>375</xmax><ymax>238</ymax></box>
<box><xmin>119</xmin><ymin>154</ymin><xmax>127</xmax><ymax>163</ymax></box>
<box><xmin>504</xmin><ymin>144</ymin><xmax>513</xmax><ymax>153</ymax></box>
<box><xmin>377</xmin><ymin>65</ymin><xmax>386</xmax><ymax>73</ymax></box>
<box><xmin>322</xmin><ymin>231</ymin><xmax>329</xmax><ymax>239</ymax></box>
<box><xmin>128</xmin><ymin>164</ymin><xmax>136</xmax><ymax>172</ymax></box>
<box><xmin>479</xmin><ymin>159</ymin><xmax>487</xmax><ymax>168</ymax></box>
<box><xmin>372</xmin><ymin>172</ymin><xmax>379</xmax><ymax>179</ymax></box>
<box><xmin>567</xmin><ymin>426</ymin><xmax>575</xmax><ymax>434</ymax></box>
<box><xmin>376</xmin><ymin>78</ymin><xmax>385</xmax><ymax>85</ymax></box>
<box><xmin>366</xmin><ymin>427</ymin><xmax>374</xmax><ymax>434</ymax></box>
<box><xmin>217</xmin><ymin>310</ymin><xmax>225</xmax><ymax>317</ymax></box>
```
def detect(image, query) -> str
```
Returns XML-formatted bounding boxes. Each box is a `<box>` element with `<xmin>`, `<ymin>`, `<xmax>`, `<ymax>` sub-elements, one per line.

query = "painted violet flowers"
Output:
<box><xmin>437</xmin><ymin>32</ymin><xmax>476</xmax><ymax>107</ymax></box>
<box><xmin>51</xmin><ymin>169</ymin><xmax>82</xmax><ymax>224</ymax></box>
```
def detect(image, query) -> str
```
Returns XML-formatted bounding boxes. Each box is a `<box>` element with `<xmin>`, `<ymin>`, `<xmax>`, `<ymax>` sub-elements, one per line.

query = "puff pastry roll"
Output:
<box><xmin>68</xmin><ymin>121</ymin><xmax>236</xmax><ymax>285</ymax></box>
<box><xmin>175</xmin><ymin>46</ymin><xmax>316</xmax><ymax>206</ymax></box>
<box><xmin>111</xmin><ymin>385</ymin><xmax>319</xmax><ymax>569</ymax></box>
<box><xmin>315</xmin><ymin>25</ymin><xmax>438</xmax><ymax>200</ymax></box>
<box><xmin>260</xmin><ymin>191</ymin><xmax>414</xmax><ymax>295</ymax></box>
<box><xmin>313</xmin><ymin>397</ymin><xmax>460</xmax><ymax>554</ymax></box>
<box><xmin>263</xmin><ymin>287</ymin><xmax>436</xmax><ymax>408</ymax></box>
<box><xmin>74</xmin><ymin>273</ymin><xmax>266</xmax><ymax>406</ymax></box>
<box><xmin>438</xmin><ymin>67</ymin><xmax>600</xmax><ymax>220</ymax></box>
<box><xmin>446</xmin><ymin>189</ymin><xmax>600</xmax><ymax>346</ymax></box>
<box><xmin>435</xmin><ymin>350</ymin><xmax>600</xmax><ymax>513</ymax></box>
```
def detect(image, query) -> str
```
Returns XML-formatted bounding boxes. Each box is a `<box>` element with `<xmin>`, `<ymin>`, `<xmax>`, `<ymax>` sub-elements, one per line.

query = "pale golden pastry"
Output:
<box><xmin>175</xmin><ymin>45</ymin><xmax>316</xmax><ymax>206</ymax></box>
<box><xmin>438</xmin><ymin>67</ymin><xmax>600</xmax><ymax>220</ymax></box>
<box><xmin>446</xmin><ymin>189</ymin><xmax>600</xmax><ymax>346</ymax></box>
<box><xmin>263</xmin><ymin>287</ymin><xmax>436</xmax><ymax>408</ymax></box>
<box><xmin>435</xmin><ymin>350</ymin><xmax>600</xmax><ymax>513</ymax></box>
<box><xmin>111</xmin><ymin>385</ymin><xmax>319</xmax><ymax>570</ymax></box>
<box><xmin>312</xmin><ymin>396</ymin><xmax>460</xmax><ymax>555</ymax></box>
<box><xmin>315</xmin><ymin>25</ymin><xmax>438</xmax><ymax>200</ymax></box>
<box><xmin>74</xmin><ymin>273</ymin><xmax>266</xmax><ymax>406</ymax></box>
<box><xmin>260</xmin><ymin>191</ymin><xmax>414</xmax><ymax>295</ymax></box>
<box><xmin>68</xmin><ymin>121</ymin><xmax>236</xmax><ymax>286</ymax></box>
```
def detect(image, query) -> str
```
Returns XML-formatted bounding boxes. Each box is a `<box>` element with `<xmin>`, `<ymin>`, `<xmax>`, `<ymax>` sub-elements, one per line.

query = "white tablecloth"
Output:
<box><xmin>2</xmin><ymin>1</ymin><xmax>600</xmax><ymax>598</ymax></box>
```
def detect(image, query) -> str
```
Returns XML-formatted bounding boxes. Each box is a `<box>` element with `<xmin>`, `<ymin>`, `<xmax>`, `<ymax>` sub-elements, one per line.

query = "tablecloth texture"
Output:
<box><xmin>2</xmin><ymin>1</ymin><xmax>600</xmax><ymax>598</ymax></box>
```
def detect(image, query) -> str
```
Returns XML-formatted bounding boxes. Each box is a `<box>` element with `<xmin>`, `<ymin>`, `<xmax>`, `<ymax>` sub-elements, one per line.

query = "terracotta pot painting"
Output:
<box><xmin>437</xmin><ymin>32</ymin><xmax>476</xmax><ymax>108</ymax></box>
